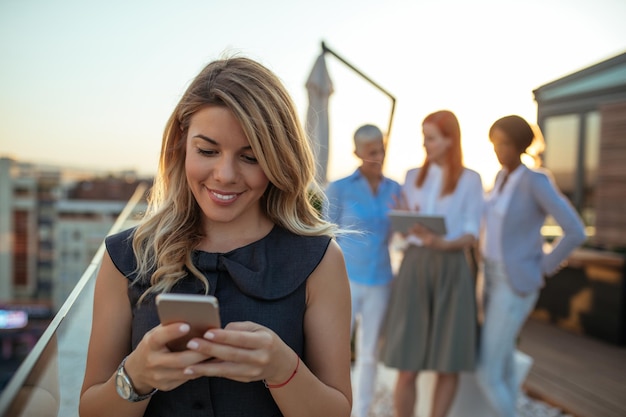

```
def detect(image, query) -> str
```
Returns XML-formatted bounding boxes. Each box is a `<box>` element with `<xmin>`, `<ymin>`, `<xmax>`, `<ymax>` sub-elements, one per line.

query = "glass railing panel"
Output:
<box><xmin>0</xmin><ymin>184</ymin><xmax>147</xmax><ymax>417</ymax></box>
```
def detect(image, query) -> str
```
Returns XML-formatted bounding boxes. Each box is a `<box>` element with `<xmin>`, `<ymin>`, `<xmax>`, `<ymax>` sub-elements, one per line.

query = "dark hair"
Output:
<box><xmin>489</xmin><ymin>115</ymin><xmax>534</xmax><ymax>153</ymax></box>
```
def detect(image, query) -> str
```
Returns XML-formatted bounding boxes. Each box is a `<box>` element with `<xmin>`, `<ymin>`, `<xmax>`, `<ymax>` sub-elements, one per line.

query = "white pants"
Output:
<box><xmin>350</xmin><ymin>281</ymin><xmax>391</xmax><ymax>417</ymax></box>
<box><xmin>477</xmin><ymin>260</ymin><xmax>538</xmax><ymax>417</ymax></box>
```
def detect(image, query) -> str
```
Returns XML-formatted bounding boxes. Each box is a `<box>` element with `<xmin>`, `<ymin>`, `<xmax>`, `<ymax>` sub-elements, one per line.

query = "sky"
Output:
<box><xmin>1</xmin><ymin>0</ymin><xmax>625</xmax><ymax>188</ymax></box>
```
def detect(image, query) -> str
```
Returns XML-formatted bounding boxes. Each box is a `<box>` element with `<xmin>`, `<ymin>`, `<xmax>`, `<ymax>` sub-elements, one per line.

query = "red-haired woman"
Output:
<box><xmin>380</xmin><ymin>110</ymin><xmax>483</xmax><ymax>417</ymax></box>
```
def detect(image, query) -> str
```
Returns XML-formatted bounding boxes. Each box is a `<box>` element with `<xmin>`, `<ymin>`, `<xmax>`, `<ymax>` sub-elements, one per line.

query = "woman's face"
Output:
<box><xmin>422</xmin><ymin>122</ymin><xmax>451</xmax><ymax>165</ymax></box>
<box><xmin>490</xmin><ymin>127</ymin><xmax>521</xmax><ymax>169</ymax></box>
<box><xmin>185</xmin><ymin>106</ymin><xmax>270</xmax><ymax>227</ymax></box>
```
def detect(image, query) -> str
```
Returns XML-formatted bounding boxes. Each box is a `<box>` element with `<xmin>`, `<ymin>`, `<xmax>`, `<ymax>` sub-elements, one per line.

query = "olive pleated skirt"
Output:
<box><xmin>379</xmin><ymin>245</ymin><xmax>477</xmax><ymax>372</ymax></box>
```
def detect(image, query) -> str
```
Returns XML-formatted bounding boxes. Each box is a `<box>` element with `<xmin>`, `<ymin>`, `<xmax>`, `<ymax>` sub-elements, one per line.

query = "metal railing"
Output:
<box><xmin>0</xmin><ymin>184</ymin><xmax>147</xmax><ymax>417</ymax></box>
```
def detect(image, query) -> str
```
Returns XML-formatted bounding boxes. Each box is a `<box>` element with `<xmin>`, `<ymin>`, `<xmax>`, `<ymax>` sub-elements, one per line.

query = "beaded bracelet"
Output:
<box><xmin>263</xmin><ymin>355</ymin><xmax>300</xmax><ymax>389</ymax></box>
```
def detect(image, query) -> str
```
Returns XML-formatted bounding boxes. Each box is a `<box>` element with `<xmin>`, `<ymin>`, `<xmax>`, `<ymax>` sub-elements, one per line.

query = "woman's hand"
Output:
<box><xmin>409</xmin><ymin>223</ymin><xmax>446</xmax><ymax>250</ymax></box>
<box><xmin>122</xmin><ymin>322</ymin><xmax>213</xmax><ymax>393</ymax></box>
<box><xmin>181</xmin><ymin>321</ymin><xmax>297</xmax><ymax>385</ymax></box>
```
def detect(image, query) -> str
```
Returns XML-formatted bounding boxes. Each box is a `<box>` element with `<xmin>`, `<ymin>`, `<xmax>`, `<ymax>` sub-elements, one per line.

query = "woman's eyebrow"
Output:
<box><xmin>193</xmin><ymin>134</ymin><xmax>253</xmax><ymax>151</ymax></box>
<box><xmin>193</xmin><ymin>134</ymin><xmax>217</xmax><ymax>145</ymax></box>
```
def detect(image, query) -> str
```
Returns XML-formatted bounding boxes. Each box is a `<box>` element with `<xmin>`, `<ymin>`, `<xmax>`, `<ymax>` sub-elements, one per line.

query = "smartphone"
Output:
<box><xmin>156</xmin><ymin>293</ymin><xmax>221</xmax><ymax>352</ymax></box>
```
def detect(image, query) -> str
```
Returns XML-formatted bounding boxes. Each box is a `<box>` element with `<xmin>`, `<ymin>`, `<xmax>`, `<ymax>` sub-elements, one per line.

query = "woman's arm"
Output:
<box><xmin>79</xmin><ymin>251</ymin><xmax>207</xmax><ymax>417</ymax></box>
<box><xmin>413</xmin><ymin>227</ymin><xmax>476</xmax><ymax>251</ymax></box>
<box><xmin>79</xmin><ymin>251</ymin><xmax>150</xmax><ymax>417</ymax></box>
<box><xmin>284</xmin><ymin>239</ymin><xmax>352</xmax><ymax>416</ymax></box>
<box><xmin>532</xmin><ymin>171</ymin><xmax>586</xmax><ymax>275</ymax></box>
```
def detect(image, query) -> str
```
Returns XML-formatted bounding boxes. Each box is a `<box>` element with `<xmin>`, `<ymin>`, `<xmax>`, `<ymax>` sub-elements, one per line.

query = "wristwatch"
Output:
<box><xmin>115</xmin><ymin>356</ymin><xmax>158</xmax><ymax>402</ymax></box>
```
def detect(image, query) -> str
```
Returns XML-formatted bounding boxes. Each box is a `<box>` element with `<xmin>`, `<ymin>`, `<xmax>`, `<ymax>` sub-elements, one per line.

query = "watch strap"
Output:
<box><xmin>116</xmin><ymin>356</ymin><xmax>158</xmax><ymax>402</ymax></box>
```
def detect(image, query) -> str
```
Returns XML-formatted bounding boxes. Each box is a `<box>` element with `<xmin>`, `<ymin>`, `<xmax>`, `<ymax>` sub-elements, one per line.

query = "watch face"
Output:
<box><xmin>116</xmin><ymin>371</ymin><xmax>132</xmax><ymax>399</ymax></box>
<box><xmin>115</xmin><ymin>359</ymin><xmax>157</xmax><ymax>402</ymax></box>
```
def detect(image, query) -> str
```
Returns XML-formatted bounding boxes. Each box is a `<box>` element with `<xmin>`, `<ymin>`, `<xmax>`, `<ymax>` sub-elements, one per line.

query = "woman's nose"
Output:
<box><xmin>213</xmin><ymin>156</ymin><xmax>238</xmax><ymax>183</ymax></box>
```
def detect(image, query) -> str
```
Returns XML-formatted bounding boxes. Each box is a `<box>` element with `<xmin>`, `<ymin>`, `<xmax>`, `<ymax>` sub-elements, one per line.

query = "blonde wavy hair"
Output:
<box><xmin>132</xmin><ymin>57</ymin><xmax>334</xmax><ymax>302</ymax></box>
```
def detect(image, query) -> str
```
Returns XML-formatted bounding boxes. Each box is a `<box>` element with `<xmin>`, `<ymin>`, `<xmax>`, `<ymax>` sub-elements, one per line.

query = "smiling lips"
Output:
<box><xmin>208</xmin><ymin>188</ymin><xmax>241</xmax><ymax>204</ymax></box>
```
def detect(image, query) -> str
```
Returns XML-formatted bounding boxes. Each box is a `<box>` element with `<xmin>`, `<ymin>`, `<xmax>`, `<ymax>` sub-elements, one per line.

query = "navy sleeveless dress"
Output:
<box><xmin>105</xmin><ymin>226</ymin><xmax>331</xmax><ymax>417</ymax></box>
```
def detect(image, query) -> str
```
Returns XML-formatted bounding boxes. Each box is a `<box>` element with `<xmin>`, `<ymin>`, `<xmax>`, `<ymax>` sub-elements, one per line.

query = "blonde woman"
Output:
<box><xmin>80</xmin><ymin>57</ymin><xmax>352</xmax><ymax>417</ymax></box>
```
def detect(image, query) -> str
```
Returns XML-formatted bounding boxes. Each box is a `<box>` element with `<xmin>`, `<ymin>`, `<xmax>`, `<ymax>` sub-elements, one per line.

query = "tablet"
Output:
<box><xmin>388</xmin><ymin>210</ymin><xmax>447</xmax><ymax>235</ymax></box>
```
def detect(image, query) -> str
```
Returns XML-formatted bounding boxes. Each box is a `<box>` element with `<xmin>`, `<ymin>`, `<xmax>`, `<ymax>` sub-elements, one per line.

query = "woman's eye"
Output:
<box><xmin>197</xmin><ymin>148</ymin><xmax>217</xmax><ymax>156</ymax></box>
<box><xmin>241</xmin><ymin>154</ymin><xmax>258</xmax><ymax>164</ymax></box>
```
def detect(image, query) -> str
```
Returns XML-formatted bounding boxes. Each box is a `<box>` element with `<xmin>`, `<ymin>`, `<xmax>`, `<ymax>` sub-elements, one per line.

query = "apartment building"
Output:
<box><xmin>0</xmin><ymin>158</ymin><xmax>149</xmax><ymax>378</ymax></box>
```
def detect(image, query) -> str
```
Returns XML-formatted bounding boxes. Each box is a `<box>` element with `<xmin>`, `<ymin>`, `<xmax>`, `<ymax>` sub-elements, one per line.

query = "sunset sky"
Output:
<box><xmin>1</xmin><ymin>0</ymin><xmax>625</xmax><ymax>188</ymax></box>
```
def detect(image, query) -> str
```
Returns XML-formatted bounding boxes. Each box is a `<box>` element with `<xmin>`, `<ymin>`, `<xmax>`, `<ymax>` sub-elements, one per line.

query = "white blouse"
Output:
<box><xmin>481</xmin><ymin>164</ymin><xmax>525</xmax><ymax>261</ymax></box>
<box><xmin>402</xmin><ymin>163</ymin><xmax>484</xmax><ymax>247</ymax></box>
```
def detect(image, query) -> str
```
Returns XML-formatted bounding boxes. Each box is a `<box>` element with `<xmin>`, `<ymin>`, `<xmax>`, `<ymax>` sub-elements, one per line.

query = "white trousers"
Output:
<box><xmin>350</xmin><ymin>281</ymin><xmax>391</xmax><ymax>417</ymax></box>
<box><xmin>477</xmin><ymin>260</ymin><xmax>538</xmax><ymax>417</ymax></box>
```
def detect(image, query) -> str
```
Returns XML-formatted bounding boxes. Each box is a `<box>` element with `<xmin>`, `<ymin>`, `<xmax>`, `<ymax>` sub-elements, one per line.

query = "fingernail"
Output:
<box><xmin>179</xmin><ymin>324</ymin><xmax>190</xmax><ymax>333</ymax></box>
<box><xmin>203</xmin><ymin>331</ymin><xmax>215</xmax><ymax>339</ymax></box>
<box><xmin>184</xmin><ymin>368</ymin><xmax>194</xmax><ymax>375</ymax></box>
<box><xmin>187</xmin><ymin>340</ymin><xmax>198</xmax><ymax>350</ymax></box>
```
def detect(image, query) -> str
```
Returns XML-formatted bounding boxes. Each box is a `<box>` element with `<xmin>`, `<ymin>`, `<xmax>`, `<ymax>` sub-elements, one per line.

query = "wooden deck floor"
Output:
<box><xmin>519</xmin><ymin>318</ymin><xmax>626</xmax><ymax>417</ymax></box>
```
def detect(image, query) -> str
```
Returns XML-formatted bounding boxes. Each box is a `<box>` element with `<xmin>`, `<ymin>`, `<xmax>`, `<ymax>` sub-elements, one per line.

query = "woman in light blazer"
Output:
<box><xmin>477</xmin><ymin>115</ymin><xmax>586</xmax><ymax>417</ymax></box>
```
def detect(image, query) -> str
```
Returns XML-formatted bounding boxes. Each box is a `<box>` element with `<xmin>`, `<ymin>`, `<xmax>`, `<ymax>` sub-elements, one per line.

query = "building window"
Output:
<box><xmin>583</xmin><ymin>111</ymin><xmax>600</xmax><ymax>227</ymax></box>
<box><xmin>543</xmin><ymin>114</ymin><xmax>579</xmax><ymax>201</ymax></box>
<box><xmin>542</xmin><ymin>111</ymin><xmax>600</xmax><ymax>228</ymax></box>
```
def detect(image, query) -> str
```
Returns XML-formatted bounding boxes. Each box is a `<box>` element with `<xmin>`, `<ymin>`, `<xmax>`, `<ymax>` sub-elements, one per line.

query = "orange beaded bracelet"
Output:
<box><xmin>263</xmin><ymin>355</ymin><xmax>300</xmax><ymax>389</ymax></box>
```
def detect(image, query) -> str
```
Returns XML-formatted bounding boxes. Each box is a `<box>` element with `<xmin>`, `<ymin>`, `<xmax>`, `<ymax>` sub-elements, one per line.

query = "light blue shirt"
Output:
<box><xmin>324</xmin><ymin>169</ymin><xmax>402</xmax><ymax>286</ymax></box>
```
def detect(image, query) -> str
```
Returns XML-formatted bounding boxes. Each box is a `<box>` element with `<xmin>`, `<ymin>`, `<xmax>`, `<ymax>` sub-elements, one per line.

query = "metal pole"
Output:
<box><xmin>321</xmin><ymin>41</ymin><xmax>396</xmax><ymax>147</ymax></box>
